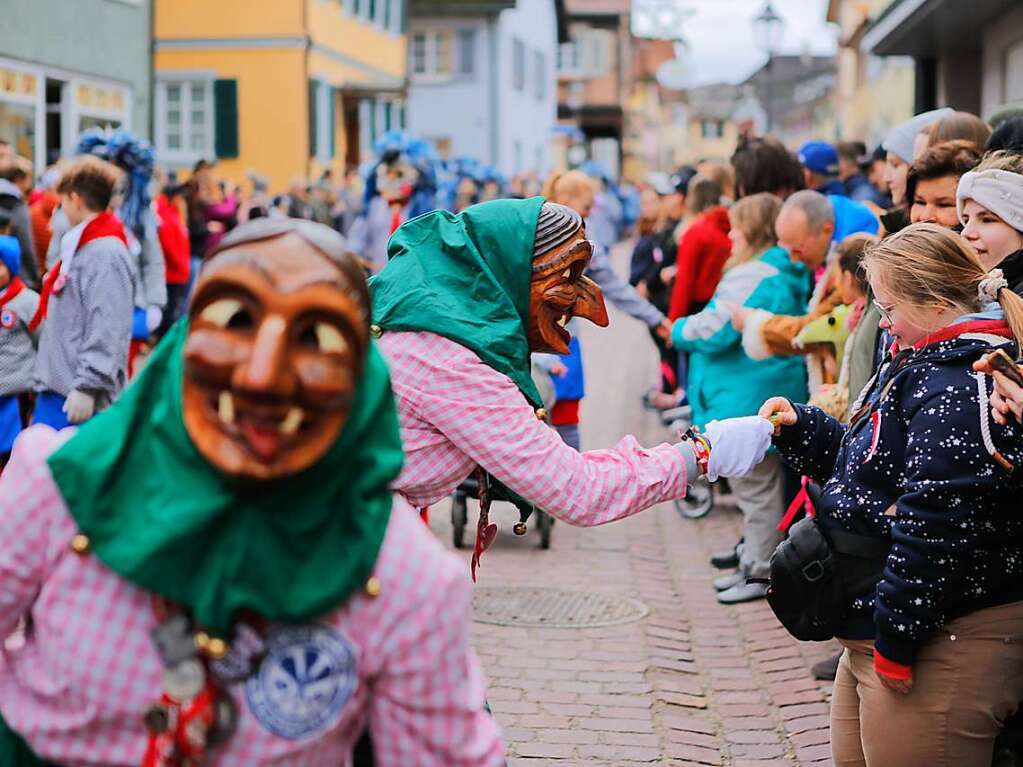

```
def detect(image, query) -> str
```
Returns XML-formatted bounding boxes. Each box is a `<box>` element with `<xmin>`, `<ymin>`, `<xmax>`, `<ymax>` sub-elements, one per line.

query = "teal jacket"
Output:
<box><xmin>671</xmin><ymin>246</ymin><xmax>810</xmax><ymax>426</ymax></box>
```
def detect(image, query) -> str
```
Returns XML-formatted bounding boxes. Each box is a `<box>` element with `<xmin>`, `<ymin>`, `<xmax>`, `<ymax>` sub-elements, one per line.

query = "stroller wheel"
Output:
<box><xmin>452</xmin><ymin>493</ymin><xmax>469</xmax><ymax>549</ymax></box>
<box><xmin>676</xmin><ymin>477</ymin><xmax>713</xmax><ymax>519</ymax></box>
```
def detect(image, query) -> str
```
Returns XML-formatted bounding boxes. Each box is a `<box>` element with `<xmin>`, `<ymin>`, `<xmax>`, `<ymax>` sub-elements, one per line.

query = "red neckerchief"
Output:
<box><xmin>29</xmin><ymin>212</ymin><xmax>128</xmax><ymax>332</ymax></box>
<box><xmin>912</xmin><ymin>319</ymin><xmax>1013</xmax><ymax>350</ymax></box>
<box><xmin>0</xmin><ymin>277</ymin><xmax>25</xmax><ymax>309</ymax></box>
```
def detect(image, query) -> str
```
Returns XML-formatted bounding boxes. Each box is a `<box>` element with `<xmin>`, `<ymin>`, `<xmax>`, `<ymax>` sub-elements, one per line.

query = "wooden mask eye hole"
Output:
<box><xmin>298</xmin><ymin>321</ymin><xmax>349</xmax><ymax>354</ymax></box>
<box><xmin>198</xmin><ymin>298</ymin><xmax>252</xmax><ymax>329</ymax></box>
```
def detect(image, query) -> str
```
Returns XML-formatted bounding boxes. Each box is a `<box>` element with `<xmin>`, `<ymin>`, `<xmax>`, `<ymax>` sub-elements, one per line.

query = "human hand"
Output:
<box><xmin>655</xmin><ymin>318</ymin><xmax>673</xmax><ymax>345</ymax></box>
<box><xmin>703</xmin><ymin>416</ymin><xmax>774</xmax><ymax>481</ymax></box>
<box><xmin>549</xmin><ymin>361</ymin><xmax>568</xmax><ymax>377</ymax></box>
<box><xmin>758</xmin><ymin>397</ymin><xmax>797</xmax><ymax>435</ymax></box>
<box><xmin>660</xmin><ymin>265</ymin><xmax>677</xmax><ymax>284</ymax></box>
<box><xmin>207</xmin><ymin>221</ymin><xmax>226</xmax><ymax>233</ymax></box>
<box><xmin>62</xmin><ymin>389</ymin><xmax>95</xmax><ymax>424</ymax></box>
<box><xmin>730</xmin><ymin>304</ymin><xmax>751</xmax><ymax>331</ymax></box>
<box><xmin>146</xmin><ymin>305</ymin><xmax>163</xmax><ymax>334</ymax></box>
<box><xmin>874</xmin><ymin>652</ymin><xmax>913</xmax><ymax>695</ymax></box>
<box><xmin>635</xmin><ymin>281</ymin><xmax>649</xmax><ymax>299</ymax></box>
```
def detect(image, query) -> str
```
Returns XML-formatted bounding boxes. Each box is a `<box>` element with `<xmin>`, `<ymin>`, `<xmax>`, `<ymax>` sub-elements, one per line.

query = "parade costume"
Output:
<box><xmin>0</xmin><ymin>219</ymin><xmax>502</xmax><ymax>766</ymax></box>
<box><xmin>0</xmin><ymin>235</ymin><xmax>39</xmax><ymax>456</ymax></box>
<box><xmin>32</xmin><ymin>210</ymin><xmax>135</xmax><ymax>429</ymax></box>
<box><xmin>372</xmin><ymin>198</ymin><xmax>771</xmax><ymax>574</ymax></box>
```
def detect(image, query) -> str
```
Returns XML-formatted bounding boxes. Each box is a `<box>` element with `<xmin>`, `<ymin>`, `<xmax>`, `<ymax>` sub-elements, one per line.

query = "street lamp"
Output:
<box><xmin>752</xmin><ymin>1</ymin><xmax>784</xmax><ymax>134</ymax></box>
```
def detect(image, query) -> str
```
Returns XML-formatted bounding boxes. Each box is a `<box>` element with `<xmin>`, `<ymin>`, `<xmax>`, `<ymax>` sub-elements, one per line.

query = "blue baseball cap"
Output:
<box><xmin>0</xmin><ymin>235</ymin><xmax>19</xmax><ymax>278</ymax></box>
<box><xmin>797</xmin><ymin>141</ymin><xmax>839</xmax><ymax>176</ymax></box>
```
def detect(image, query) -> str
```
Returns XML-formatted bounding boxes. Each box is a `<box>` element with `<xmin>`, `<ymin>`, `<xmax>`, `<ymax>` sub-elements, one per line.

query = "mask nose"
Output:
<box><xmin>233</xmin><ymin>314</ymin><xmax>297</xmax><ymax>398</ymax></box>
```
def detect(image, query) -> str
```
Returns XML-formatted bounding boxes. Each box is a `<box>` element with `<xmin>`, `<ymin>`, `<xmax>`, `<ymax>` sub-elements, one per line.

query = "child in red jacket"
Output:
<box><xmin>155</xmin><ymin>180</ymin><xmax>191</xmax><ymax>337</ymax></box>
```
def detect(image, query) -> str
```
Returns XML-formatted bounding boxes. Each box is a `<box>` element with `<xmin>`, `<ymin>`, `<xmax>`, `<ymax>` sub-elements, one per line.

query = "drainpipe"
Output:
<box><xmin>148</xmin><ymin>0</ymin><xmax>155</xmax><ymax>141</ymax></box>
<box><xmin>489</xmin><ymin>16</ymin><xmax>499</xmax><ymax>168</ymax></box>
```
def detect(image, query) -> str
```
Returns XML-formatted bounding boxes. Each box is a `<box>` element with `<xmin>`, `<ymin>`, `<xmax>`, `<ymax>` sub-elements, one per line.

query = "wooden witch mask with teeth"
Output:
<box><xmin>182</xmin><ymin>219</ymin><xmax>371</xmax><ymax>481</ymax></box>
<box><xmin>526</xmin><ymin>202</ymin><xmax>609</xmax><ymax>354</ymax></box>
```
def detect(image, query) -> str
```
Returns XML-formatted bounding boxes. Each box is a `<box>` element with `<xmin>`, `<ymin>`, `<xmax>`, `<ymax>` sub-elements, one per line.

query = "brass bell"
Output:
<box><xmin>535</xmin><ymin>408</ymin><xmax>547</xmax><ymax>421</ymax></box>
<box><xmin>365</xmin><ymin>576</ymin><xmax>382</xmax><ymax>598</ymax></box>
<box><xmin>207</xmin><ymin>637</ymin><xmax>229</xmax><ymax>659</ymax></box>
<box><xmin>513</xmin><ymin>522</ymin><xmax>528</xmax><ymax>535</ymax></box>
<box><xmin>369</xmin><ymin>324</ymin><xmax>383</xmax><ymax>339</ymax></box>
<box><xmin>194</xmin><ymin>631</ymin><xmax>211</xmax><ymax>652</ymax></box>
<box><xmin>70</xmin><ymin>533</ymin><xmax>90</xmax><ymax>555</ymax></box>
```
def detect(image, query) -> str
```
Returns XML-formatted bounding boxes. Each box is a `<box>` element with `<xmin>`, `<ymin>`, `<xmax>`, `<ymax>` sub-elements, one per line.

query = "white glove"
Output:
<box><xmin>146</xmin><ymin>305</ymin><xmax>163</xmax><ymax>333</ymax></box>
<box><xmin>62</xmin><ymin>389</ymin><xmax>96</xmax><ymax>424</ymax></box>
<box><xmin>703</xmin><ymin>416</ymin><xmax>774</xmax><ymax>481</ymax></box>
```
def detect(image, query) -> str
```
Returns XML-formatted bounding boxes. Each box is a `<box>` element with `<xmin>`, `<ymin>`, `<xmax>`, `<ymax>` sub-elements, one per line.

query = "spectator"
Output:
<box><xmin>881</xmin><ymin>108</ymin><xmax>953</xmax><ymax>232</ymax></box>
<box><xmin>987</xmin><ymin>117</ymin><xmax>1023</xmax><ymax>154</ymax></box>
<box><xmin>837</xmin><ymin>141</ymin><xmax>886</xmax><ymax>206</ymax></box>
<box><xmin>958</xmin><ymin>151</ymin><xmax>1023</xmax><ymax>290</ymax></box>
<box><xmin>0</xmin><ymin>160</ymin><xmax>39</xmax><ymax>289</ymax></box>
<box><xmin>28</xmin><ymin>167</ymin><xmax>60</xmax><ymax>280</ymax></box>
<box><xmin>797</xmin><ymin>141</ymin><xmax>845</xmax><ymax>196</ymax></box>
<box><xmin>154</xmin><ymin>179</ymin><xmax>191</xmax><ymax>335</ymax></box>
<box><xmin>926</xmin><ymin>110</ymin><xmax>992</xmax><ymax>151</ymax></box>
<box><xmin>731</xmin><ymin>135</ymin><xmax>804</xmax><ymax>200</ymax></box>
<box><xmin>671</xmin><ymin>192</ymin><xmax>809</xmax><ymax>604</ymax></box>
<box><xmin>907</xmin><ymin>140</ymin><xmax>982</xmax><ymax>229</ymax></box>
<box><xmin>866</xmin><ymin>145</ymin><xmax>892</xmax><ymax>208</ymax></box>
<box><xmin>667</xmin><ymin>176</ymin><xmax>731</xmax><ymax>321</ymax></box>
<box><xmin>761</xmin><ymin>224</ymin><xmax>1023</xmax><ymax>766</ymax></box>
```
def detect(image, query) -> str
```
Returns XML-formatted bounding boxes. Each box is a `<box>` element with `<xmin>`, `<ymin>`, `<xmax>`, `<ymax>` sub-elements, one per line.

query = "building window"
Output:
<box><xmin>512</xmin><ymin>38</ymin><xmax>525</xmax><ymax>91</ymax></box>
<box><xmin>411</xmin><ymin>29</ymin><xmax>453</xmax><ymax>81</ymax></box>
<box><xmin>457</xmin><ymin>28</ymin><xmax>476</xmax><ymax>77</ymax></box>
<box><xmin>156</xmin><ymin>79</ymin><xmax>214</xmax><ymax>163</ymax></box>
<box><xmin>310</xmin><ymin>80</ymin><xmax>335</xmax><ymax>163</ymax></box>
<box><xmin>700</xmin><ymin>119</ymin><xmax>724</xmax><ymax>139</ymax></box>
<box><xmin>341</xmin><ymin>0</ymin><xmax>355</xmax><ymax>12</ymax></box>
<box><xmin>557</xmin><ymin>29</ymin><xmax>611</xmax><ymax>77</ymax></box>
<box><xmin>534</xmin><ymin>50</ymin><xmax>546</xmax><ymax>100</ymax></box>
<box><xmin>1007</xmin><ymin>39</ymin><xmax>1023</xmax><ymax>103</ymax></box>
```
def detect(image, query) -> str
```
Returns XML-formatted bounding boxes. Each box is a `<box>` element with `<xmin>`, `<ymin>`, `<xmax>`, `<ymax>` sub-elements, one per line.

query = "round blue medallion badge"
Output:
<box><xmin>0</xmin><ymin>310</ymin><xmax>15</xmax><ymax>329</ymax></box>
<box><xmin>245</xmin><ymin>625</ymin><xmax>358</xmax><ymax>740</ymax></box>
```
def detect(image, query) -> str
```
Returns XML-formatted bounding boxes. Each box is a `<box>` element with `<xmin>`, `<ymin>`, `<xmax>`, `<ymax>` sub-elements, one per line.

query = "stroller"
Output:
<box><xmin>450</xmin><ymin>359</ymin><xmax>557</xmax><ymax>551</ymax></box>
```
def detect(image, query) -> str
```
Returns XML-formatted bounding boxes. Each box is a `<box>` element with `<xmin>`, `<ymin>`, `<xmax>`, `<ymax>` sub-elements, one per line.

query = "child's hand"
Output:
<box><xmin>758</xmin><ymin>397</ymin><xmax>797</xmax><ymax>435</ymax></box>
<box><xmin>549</xmin><ymin>361</ymin><xmax>568</xmax><ymax>378</ymax></box>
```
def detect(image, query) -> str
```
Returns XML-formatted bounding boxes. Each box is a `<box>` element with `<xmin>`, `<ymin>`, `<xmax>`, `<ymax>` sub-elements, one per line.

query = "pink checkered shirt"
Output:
<box><xmin>379</xmin><ymin>331</ymin><xmax>691</xmax><ymax>522</ymax></box>
<box><xmin>0</xmin><ymin>426</ymin><xmax>504</xmax><ymax>767</ymax></box>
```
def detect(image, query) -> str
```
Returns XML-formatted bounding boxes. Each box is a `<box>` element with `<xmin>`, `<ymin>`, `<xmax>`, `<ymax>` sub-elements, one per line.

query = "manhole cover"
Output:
<box><xmin>472</xmin><ymin>587</ymin><xmax>649</xmax><ymax>628</ymax></box>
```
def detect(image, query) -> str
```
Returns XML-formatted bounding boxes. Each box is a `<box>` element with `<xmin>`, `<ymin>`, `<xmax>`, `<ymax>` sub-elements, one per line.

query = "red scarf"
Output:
<box><xmin>29</xmin><ymin>212</ymin><xmax>128</xmax><ymax>332</ymax></box>
<box><xmin>0</xmin><ymin>277</ymin><xmax>25</xmax><ymax>310</ymax></box>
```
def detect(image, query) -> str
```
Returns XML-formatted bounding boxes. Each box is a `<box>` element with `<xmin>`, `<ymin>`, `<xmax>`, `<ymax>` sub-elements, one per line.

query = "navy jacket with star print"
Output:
<box><xmin>774</xmin><ymin>316</ymin><xmax>1023</xmax><ymax>666</ymax></box>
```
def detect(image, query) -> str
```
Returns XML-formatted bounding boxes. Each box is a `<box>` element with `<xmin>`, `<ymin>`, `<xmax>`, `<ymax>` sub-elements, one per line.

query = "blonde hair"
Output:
<box><xmin>725</xmin><ymin>192</ymin><xmax>781</xmax><ymax>270</ymax></box>
<box><xmin>863</xmin><ymin>223</ymin><xmax>1023</xmax><ymax>345</ymax></box>
<box><xmin>973</xmin><ymin>150</ymin><xmax>1023</xmax><ymax>175</ymax></box>
<box><xmin>542</xmin><ymin>170</ymin><xmax>596</xmax><ymax>204</ymax></box>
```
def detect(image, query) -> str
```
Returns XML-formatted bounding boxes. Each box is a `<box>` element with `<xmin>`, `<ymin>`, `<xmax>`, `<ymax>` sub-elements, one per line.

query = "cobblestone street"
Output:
<box><xmin>429</xmin><ymin>245</ymin><xmax>841</xmax><ymax>766</ymax></box>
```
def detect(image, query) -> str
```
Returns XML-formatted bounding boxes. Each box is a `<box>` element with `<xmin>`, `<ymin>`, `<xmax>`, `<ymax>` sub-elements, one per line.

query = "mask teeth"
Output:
<box><xmin>218</xmin><ymin>391</ymin><xmax>235</xmax><ymax>424</ymax></box>
<box><xmin>280</xmin><ymin>406</ymin><xmax>304</xmax><ymax>436</ymax></box>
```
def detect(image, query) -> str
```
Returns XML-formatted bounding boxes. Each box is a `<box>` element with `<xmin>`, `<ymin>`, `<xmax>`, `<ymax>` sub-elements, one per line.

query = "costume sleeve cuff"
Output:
<box><xmin>874</xmin><ymin>634</ymin><xmax>920</xmax><ymax>668</ymax></box>
<box><xmin>673</xmin><ymin>440</ymin><xmax>700</xmax><ymax>484</ymax></box>
<box><xmin>741</xmin><ymin>309</ymin><xmax>773</xmax><ymax>360</ymax></box>
<box><xmin>874</xmin><ymin>648</ymin><xmax>913</xmax><ymax>680</ymax></box>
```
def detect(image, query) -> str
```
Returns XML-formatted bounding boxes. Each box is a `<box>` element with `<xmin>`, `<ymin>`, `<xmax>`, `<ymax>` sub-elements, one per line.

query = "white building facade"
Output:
<box><xmin>407</xmin><ymin>0</ymin><xmax>562</xmax><ymax>177</ymax></box>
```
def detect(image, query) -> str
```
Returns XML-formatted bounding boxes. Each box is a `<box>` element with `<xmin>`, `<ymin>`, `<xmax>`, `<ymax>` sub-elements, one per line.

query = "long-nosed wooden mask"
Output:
<box><xmin>527</xmin><ymin>202</ymin><xmax>609</xmax><ymax>354</ymax></box>
<box><xmin>182</xmin><ymin>220</ymin><xmax>371</xmax><ymax>481</ymax></box>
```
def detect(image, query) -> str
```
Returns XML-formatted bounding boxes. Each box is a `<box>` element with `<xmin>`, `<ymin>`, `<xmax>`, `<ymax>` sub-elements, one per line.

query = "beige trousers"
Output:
<box><xmin>831</xmin><ymin>601</ymin><xmax>1023</xmax><ymax>767</ymax></box>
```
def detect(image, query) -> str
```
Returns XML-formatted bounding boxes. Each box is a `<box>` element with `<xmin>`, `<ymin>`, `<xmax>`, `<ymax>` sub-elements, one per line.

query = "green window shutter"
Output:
<box><xmin>213</xmin><ymin>79</ymin><xmax>239</xmax><ymax>159</ymax></box>
<box><xmin>309</xmin><ymin>80</ymin><xmax>319</xmax><ymax>158</ymax></box>
<box><xmin>327</xmin><ymin>86</ymin><xmax>336</xmax><ymax>159</ymax></box>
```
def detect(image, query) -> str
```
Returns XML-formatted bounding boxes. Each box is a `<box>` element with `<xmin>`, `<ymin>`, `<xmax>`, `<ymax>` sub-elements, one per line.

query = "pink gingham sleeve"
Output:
<box><xmin>401</xmin><ymin>337</ymin><xmax>692</xmax><ymax>526</ymax></box>
<box><xmin>368</xmin><ymin>504</ymin><xmax>504</xmax><ymax>767</ymax></box>
<box><xmin>0</xmin><ymin>426</ymin><xmax>73</xmax><ymax>638</ymax></box>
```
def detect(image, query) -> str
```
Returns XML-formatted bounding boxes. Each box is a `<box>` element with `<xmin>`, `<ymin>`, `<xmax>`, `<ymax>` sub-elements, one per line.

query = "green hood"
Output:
<box><xmin>370</xmin><ymin>196</ymin><xmax>545</xmax><ymax>408</ymax></box>
<box><xmin>47</xmin><ymin>319</ymin><xmax>405</xmax><ymax>636</ymax></box>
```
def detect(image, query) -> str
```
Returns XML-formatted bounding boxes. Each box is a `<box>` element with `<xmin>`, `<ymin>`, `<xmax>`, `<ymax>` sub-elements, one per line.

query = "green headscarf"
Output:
<box><xmin>47</xmin><ymin>319</ymin><xmax>404</xmax><ymax>637</ymax></box>
<box><xmin>370</xmin><ymin>196</ymin><xmax>545</xmax><ymax>408</ymax></box>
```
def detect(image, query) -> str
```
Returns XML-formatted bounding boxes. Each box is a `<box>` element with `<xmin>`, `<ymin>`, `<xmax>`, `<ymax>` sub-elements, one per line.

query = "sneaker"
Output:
<box><xmin>713</xmin><ymin>571</ymin><xmax>744</xmax><ymax>592</ymax></box>
<box><xmin>710</xmin><ymin>547</ymin><xmax>740</xmax><ymax>570</ymax></box>
<box><xmin>811</xmin><ymin>652</ymin><xmax>842</xmax><ymax>681</ymax></box>
<box><xmin>717</xmin><ymin>581</ymin><xmax>768</xmax><ymax>604</ymax></box>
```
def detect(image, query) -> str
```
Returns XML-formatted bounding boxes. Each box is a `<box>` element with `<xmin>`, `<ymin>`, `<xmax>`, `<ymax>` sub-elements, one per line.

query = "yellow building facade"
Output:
<box><xmin>154</xmin><ymin>0</ymin><xmax>407</xmax><ymax>190</ymax></box>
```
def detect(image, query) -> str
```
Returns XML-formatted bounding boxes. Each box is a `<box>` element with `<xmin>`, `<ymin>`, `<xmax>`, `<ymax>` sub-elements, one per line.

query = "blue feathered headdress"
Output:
<box><xmin>77</xmin><ymin>128</ymin><xmax>155</xmax><ymax>239</ymax></box>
